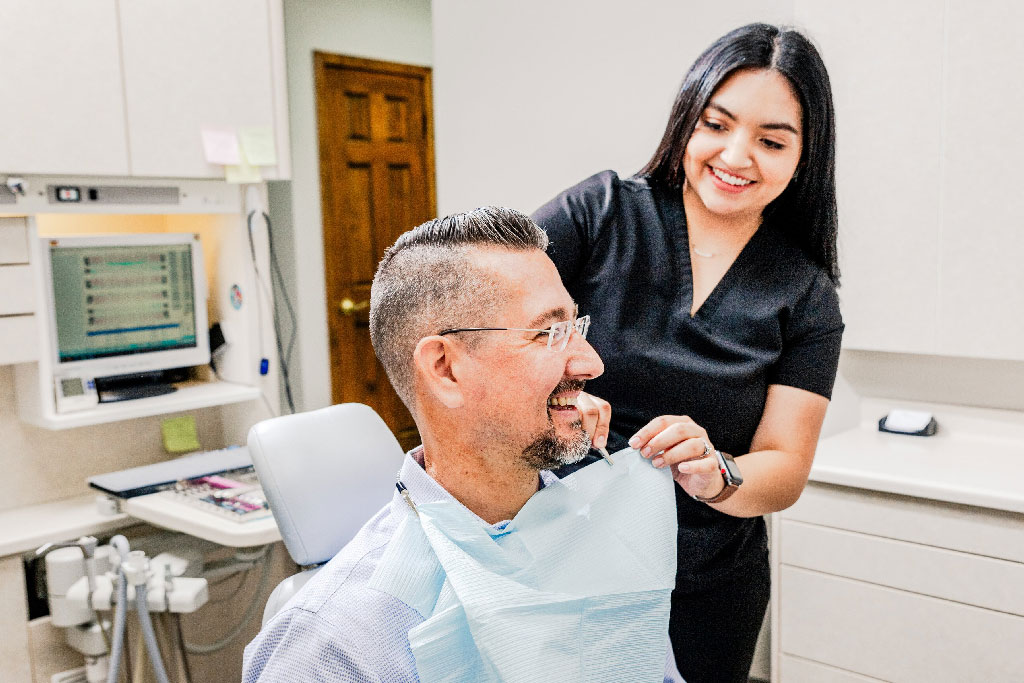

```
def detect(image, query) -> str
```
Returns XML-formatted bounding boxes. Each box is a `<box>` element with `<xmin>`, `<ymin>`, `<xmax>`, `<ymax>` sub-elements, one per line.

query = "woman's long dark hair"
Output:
<box><xmin>639</xmin><ymin>23</ymin><xmax>840</xmax><ymax>284</ymax></box>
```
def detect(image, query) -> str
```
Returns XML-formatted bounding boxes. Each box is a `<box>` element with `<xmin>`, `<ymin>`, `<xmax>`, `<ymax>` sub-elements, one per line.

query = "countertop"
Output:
<box><xmin>812</xmin><ymin>399</ymin><xmax>1024</xmax><ymax>515</ymax></box>
<box><xmin>0</xmin><ymin>495</ymin><xmax>134</xmax><ymax>557</ymax></box>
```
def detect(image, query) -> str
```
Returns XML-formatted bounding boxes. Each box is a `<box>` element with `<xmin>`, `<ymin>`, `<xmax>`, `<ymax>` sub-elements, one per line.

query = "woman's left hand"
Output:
<box><xmin>629</xmin><ymin>415</ymin><xmax>726</xmax><ymax>500</ymax></box>
<box><xmin>576</xmin><ymin>391</ymin><xmax>612</xmax><ymax>450</ymax></box>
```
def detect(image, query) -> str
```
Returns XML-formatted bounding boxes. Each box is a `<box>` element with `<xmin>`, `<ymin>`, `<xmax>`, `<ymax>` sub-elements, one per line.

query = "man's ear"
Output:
<box><xmin>413</xmin><ymin>336</ymin><xmax>465</xmax><ymax>409</ymax></box>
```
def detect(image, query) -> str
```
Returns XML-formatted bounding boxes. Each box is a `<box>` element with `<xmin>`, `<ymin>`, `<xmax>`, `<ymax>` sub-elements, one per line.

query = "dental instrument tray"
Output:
<box><xmin>155</xmin><ymin>467</ymin><xmax>272</xmax><ymax>523</ymax></box>
<box><xmin>88</xmin><ymin>446</ymin><xmax>252</xmax><ymax>498</ymax></box>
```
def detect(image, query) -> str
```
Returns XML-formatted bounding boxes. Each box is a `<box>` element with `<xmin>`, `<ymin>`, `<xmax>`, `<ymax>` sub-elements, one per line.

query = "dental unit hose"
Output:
<box><xmin>106</xmin><ymin>565</ymin><xmax>128</xmax><ymax>683</ymax></box>
<box><xmin>122</xmin><ymin>550</ymin><xmax>170</xmax><ymax>683</ymax></box>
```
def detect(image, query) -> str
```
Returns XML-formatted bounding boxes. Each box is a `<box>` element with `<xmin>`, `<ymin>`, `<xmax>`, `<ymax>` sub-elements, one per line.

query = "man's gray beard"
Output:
<box><xmin>520</xmin><ymin>418</ymin><xmax>591</xmax><ymax>470</ymax></box>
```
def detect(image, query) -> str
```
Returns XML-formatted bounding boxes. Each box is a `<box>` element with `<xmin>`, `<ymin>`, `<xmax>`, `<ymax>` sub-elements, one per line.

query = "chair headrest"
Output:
<box><xmin>247</xmin><ymin>403</ymin><xmax>406</xmax><ymax>566</ymax></box>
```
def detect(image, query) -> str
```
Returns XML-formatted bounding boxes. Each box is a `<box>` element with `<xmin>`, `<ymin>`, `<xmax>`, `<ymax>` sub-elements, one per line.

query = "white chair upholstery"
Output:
<box><xmin>247</xmin><ymin>403</ymin><xmax>406</xmax><ymax>624</ymax></box>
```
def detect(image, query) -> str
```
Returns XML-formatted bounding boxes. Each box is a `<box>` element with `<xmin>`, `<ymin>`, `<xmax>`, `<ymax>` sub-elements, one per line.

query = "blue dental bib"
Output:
<box><xmin>370</xmin><ymin>448</ymin><xmax>678</xmax><ymax>682</ymax></box>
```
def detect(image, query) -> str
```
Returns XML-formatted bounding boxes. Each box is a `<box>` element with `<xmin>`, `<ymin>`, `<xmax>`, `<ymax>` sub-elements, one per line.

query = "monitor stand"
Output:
<box><xmin>95</xmin><ymin>370</ymin><xmax>178</xmax><ymax>403</ymax></box>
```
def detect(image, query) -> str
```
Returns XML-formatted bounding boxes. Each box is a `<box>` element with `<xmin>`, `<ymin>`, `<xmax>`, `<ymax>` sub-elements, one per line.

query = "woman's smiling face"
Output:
<box><xmin>682</xmin><ymin>68</ymin><xmax>803</xmax><ymax>221</ymax></box>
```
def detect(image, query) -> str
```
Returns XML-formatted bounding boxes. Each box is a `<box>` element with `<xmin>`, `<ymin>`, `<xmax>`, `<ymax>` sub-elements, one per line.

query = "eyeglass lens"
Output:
<box><xmin>548</xmin><ymin>315</ymin><xmax>591</xmax><ymax>351</ymax></box>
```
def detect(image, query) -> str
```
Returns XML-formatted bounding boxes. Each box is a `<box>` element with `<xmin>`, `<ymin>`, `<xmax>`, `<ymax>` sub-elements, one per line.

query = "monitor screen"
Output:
<box><xmin>49</xmin><ymin>241</ymin><xmax>200</xmax><ymax>363</ymax></box>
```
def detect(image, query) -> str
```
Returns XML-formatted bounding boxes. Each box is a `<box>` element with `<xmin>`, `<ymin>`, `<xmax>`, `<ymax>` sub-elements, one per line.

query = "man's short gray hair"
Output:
<box><xmin>369</xmin><ymin>206</ymin><xmax>549</xmax><ymax>412</ymax></box>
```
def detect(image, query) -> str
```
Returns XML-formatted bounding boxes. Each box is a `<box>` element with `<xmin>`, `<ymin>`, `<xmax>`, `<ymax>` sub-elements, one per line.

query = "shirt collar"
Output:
<box><xmin>392</xmin><ymin>446</ymin><xmax>560</xmax><ymax>531</ymax></box>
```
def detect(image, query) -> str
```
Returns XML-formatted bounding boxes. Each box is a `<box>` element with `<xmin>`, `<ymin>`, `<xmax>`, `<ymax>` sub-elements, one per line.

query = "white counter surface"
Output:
<box><xmin>812</xmin><ymin>400</ymin><xmax>1024</xmax><ymax>515</ymax></box>
<box><xmin>0</xmin><ymin>495</ymin><xmax>134</xmax><ymax>557</ymax></box>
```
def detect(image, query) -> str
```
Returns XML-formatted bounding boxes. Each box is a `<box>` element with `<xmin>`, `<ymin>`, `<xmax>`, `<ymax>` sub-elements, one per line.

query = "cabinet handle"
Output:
<box><xmin>338</xmin><ymin>298</ymin><xmax>370</xmax><ymax>316</ymax></box>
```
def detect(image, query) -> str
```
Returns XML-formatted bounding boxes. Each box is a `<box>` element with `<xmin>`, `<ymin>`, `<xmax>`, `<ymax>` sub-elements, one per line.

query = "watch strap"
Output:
<box><xmin>692</xmin><ymin>481</ymin><xmax>739</xmax><ymax>503</ymax></box>
<box><xmin>692</xmin><ymin>449</ymin><xmax>740</xmax><ymax>504</ymax></box>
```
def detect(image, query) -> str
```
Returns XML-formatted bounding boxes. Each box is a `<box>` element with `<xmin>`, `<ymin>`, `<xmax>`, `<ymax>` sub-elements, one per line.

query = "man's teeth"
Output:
<box><xmin>547</xmin><ymin>396</ymin><xmax>578</xmax><ymax>407</ymax></box>
<box><xmin>712</xmin><ymin>168</ymin><xmax>753</xmax><ymax>186</ymax></box>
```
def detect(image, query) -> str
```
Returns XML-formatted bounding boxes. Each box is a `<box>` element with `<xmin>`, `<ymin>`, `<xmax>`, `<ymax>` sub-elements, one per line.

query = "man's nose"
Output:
<box><xmin>719</xmin><ymin>132</ymin><xmax>753</xmax><ymax>168</ymax></box>
<box><xmin>565</xmin><ymin>332</ymin><xmax>604</xmax><ymax>380</ymax></box>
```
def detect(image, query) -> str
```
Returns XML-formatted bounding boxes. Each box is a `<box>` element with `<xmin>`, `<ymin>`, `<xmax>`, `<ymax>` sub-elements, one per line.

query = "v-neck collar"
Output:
<box><xmin>656</xmin><ymin>183</ymin><xmax>765</xmax><ymax>321</ymax></box>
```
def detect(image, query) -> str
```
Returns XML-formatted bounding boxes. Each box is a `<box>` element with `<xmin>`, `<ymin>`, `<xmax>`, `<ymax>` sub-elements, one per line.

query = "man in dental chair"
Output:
<box><xmin>243</xmin><ymin>207</ymin><xmax>682</xmax><ymax>682</ymax></box>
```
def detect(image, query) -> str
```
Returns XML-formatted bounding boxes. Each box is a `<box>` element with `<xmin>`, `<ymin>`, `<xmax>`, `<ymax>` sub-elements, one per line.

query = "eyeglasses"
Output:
<box><xmin>438</xmin><ymin>308</ymin><xmax>591</xmax><ymax>352</ymax></box>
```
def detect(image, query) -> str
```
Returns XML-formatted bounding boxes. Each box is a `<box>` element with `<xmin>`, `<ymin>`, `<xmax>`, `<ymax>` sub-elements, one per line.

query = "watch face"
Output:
<box><xmin>719</xmin><ymin>451</ymin><xmax>743</xmax><ymax>486</ymax></box>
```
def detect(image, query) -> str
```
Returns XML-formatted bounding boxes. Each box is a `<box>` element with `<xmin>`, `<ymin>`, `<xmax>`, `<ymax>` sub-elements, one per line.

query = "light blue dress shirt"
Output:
<box><xmin>242</xmin><ymin>449</ymin><xmax>683</xmax><ymax>682</ymax></box>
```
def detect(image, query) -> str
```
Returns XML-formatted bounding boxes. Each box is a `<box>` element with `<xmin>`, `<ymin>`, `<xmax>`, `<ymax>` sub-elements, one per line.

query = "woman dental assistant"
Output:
<box><xmin>532</xmin><ymin>24</ymin><xmax>843</xmax><ymax>683</ymax></box>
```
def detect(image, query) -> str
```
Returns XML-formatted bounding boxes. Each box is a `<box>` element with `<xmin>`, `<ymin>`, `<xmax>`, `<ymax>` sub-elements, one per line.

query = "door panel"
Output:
<box><xmin>317</xmin><ymin>54</ymin><xmax>435</xmax><ymax>451</ymax></box>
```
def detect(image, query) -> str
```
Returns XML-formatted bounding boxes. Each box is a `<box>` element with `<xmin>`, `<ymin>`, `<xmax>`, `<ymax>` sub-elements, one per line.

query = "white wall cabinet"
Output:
<box><xmin>119</xmin><ymin>0</ymin><xmax>289</xmax><ymax>179</ymax></box>
<box><xmin>794</xmin><ymin>0</ymin><xmax>945</xmax><ymax>355</ymax></box>
<box><xmin>795</xmin><ymin>1</ymin><xmax>1024</xmax><ymax>360</ymax></box>
<box><xmin>938</xmin><ymin>0</ymin><xmax>1024</xmax><ymax>360</ymax></box>
<box><xmin>0</xmin><ymin>0</ymin><xmax>289</xmax><ymax>180</ymax></box>
<box><xmin>774</xmin><ymin>483</ymin><xmax>1024</xmax><ymax>682</ymax></box>
<box><xmin>0</xmin><ymin>1</ymin><xmax>130</xmax><ymax>176</ymax></box>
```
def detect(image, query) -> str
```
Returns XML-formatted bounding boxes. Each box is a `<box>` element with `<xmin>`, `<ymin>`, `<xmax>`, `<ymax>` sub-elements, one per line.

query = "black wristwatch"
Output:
<box><xmin>693</xmin><ymin>450</ymin><xmax>743</xmax><ymax>503</ymax></box>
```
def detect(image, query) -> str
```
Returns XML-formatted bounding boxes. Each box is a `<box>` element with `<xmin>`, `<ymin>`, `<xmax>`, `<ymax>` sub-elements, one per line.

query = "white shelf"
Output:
<box><xmin>0</xmin><ymin>495</ymin><xmax>133</xmax><ymax>557</ymax></box>
<box><xmin>22</xmin><ymin>379</ymin><xmax>261</xmax><ymax>430</ymax></box>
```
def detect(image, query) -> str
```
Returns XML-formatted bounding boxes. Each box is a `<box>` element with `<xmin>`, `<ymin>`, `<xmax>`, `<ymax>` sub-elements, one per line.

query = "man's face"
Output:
<box><xmin>458</xmin><ymin>248</ymin><xmax>604</xmax><ymax>470</ymax></box>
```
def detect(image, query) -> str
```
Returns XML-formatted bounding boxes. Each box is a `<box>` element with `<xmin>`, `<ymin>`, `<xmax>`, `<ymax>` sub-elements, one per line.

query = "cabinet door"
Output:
<box><xmin>0</xmin><ymin>0</ymin><xmax>129</xmax><ymax>176</ymax></box>
<box><xmin>939</xmin><ymin>0</ymin><xmax>1024</xmax><ymax>360</ymax></box>
<box><xmin>119</xmin><ymin>0</ymin><xmax>281</xmax><ymax>178</ymax></box>
<box><xmin>794</xmin><ymin>0</ymin><xmax>945</xmax><ymax>354</ymax></box>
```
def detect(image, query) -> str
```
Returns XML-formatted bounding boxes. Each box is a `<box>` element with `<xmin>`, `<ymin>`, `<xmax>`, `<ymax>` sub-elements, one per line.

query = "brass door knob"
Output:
<box><xmin>338</xmin><ymin>298</ymin><xmax>370</xmax><ymax>316</ymax></box>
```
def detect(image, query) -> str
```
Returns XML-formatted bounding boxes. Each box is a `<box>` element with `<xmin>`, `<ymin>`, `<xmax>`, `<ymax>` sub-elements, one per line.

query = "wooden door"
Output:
<box><xmin>316</xmin><ymin>53</ymin><xmax>435</xmax><ymax>451</ymax></box>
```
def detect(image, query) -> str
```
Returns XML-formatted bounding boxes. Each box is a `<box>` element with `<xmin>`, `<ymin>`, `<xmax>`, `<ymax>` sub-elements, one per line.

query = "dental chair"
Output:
<box><xmin>246</xmin><ymin>403</ymin><xmax>406</xmax><ymax>625</ymax></box>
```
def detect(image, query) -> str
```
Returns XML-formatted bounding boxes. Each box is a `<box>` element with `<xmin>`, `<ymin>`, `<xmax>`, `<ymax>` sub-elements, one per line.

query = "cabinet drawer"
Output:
<box><xmin>779</xmin><ymin>655</ymin><xmax>883</xmax><ymax>682</ymax></box>
<box><xmin>781</xmin><ymin>520</ymin><xmax>1024</xmax><ymax>617</ymax></box>
<box><xmin>0</xmin><ymin>315</ymin><xmax>39</xmax><ymax>364</ymax></box>
<box><xmin>0</xmin><ymin>218</ymin><xmax>29</xmax><ymax>264</ymax></box>
<box><xmin>780</xmin><ymin>566</ymin><xmax>1024</xmax><ymax>682</ymax></box>
<box><xmin>783</xmin><ymin>482</ymin><xmax>1024</xmax><ymax>564</ymax></box>
<box><xmin>0</xmin><ymin>266</ymin><xmax>35</xmax><ymax>315</ymax></box>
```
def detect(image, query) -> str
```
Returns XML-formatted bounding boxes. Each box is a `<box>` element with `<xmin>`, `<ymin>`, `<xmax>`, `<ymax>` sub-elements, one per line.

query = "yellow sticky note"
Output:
<box><xmin>238</xmin><ymin>126</ymin><xmax>277</xmax><ymax>166</ymax></box>
<box><xmin>225</xmin><ymin>159</ymin><xmax>262</xmax><ymax>184</ymax></box>
<box><xmin>161</xmin><ymin>415</ymin><xmax>201</xmax><ymax>453</ymax></box>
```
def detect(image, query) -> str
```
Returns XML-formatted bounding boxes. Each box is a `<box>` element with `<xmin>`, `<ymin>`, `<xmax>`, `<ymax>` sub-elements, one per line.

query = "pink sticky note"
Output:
<box><xmin>201</xmin><ymin>127</ymin><xmax>241</xmax><ymax>165</ymax></box>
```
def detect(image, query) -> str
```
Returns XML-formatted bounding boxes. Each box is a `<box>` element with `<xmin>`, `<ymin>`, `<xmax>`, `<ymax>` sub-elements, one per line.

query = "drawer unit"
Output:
<box><xmin>783</xmin><ymin>482</ymin><xmax>1024</xmax><ymax>564</ymax></box>
<box><xmin>0</xmin><ymin>315</ymin><xmax>39</xmax><ymax>364</ymax></box>
<box><xmin>780</xmin><ymin>520</ymin><xmax>1024</xmax><ymax>616</ymax></box>
<box><xmin>0</xmin><ymin>217</ymin><xmax>38</xmax><ymax>364</ymax></box>
<box><xmin>0</xmin><ymin>218</ymin><xmax>30</xmax><ymax>264</ymax></box>
<box><xmin>779</xmin><ymin>567</ymin><xmax>1024</xmax><ymax>682</ymax></box>
<box><xmin>779</xmin><ymin>655</ymin><xmax>883</xmax><ymax>682</ymax></box>
<box><xmin>775</xmin><ymin>482</ymin><xmax>1024</xmax><ymax>682</ymax></box>
<box><xmin>0</xmin><ymin>265</ymin><xmax>35</xmax><ymax>315</ymax></box>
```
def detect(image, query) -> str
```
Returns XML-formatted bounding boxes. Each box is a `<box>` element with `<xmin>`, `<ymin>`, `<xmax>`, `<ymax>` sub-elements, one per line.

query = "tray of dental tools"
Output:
<box><xmin>155</xmin><ymin>467</ymin><xmax>273</xmax><ymax>523</ymax></box>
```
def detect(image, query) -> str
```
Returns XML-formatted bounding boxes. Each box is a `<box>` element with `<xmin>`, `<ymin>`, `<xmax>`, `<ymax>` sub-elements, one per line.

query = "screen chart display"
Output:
<box><xmin>50</xmin><ymin>243</ymin><xmax>199</xmax><ymax>362</ymax></box>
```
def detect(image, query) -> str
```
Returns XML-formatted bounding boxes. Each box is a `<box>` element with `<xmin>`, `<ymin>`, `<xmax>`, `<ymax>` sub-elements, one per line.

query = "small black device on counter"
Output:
<box><xmin>878</xmin><ymin>409</ymin><xmax>938</xmax><ymax>437</ymax></box>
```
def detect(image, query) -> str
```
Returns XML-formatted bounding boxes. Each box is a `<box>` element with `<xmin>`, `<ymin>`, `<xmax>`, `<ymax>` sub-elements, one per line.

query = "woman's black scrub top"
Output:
<box><xmin>532</xmin><ymin>171</ymin><xmax>844</xmax><ymax>584</ymax></box>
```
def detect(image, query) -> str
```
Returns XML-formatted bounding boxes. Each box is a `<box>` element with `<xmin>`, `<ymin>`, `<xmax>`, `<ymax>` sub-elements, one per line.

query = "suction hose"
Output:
<box><xmin>134</xmin><ymin>581</ymin><xmax>171</xmax><ymax>683</ymax></box>
<box><xmin>105</xmin><ymin>567</ymin><xmax>128</xmax><ymax>683</ymax></box>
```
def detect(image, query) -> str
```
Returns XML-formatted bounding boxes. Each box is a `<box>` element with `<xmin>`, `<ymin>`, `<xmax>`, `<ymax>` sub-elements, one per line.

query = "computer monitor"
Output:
<box><xmin>42</xmin><ymin>233</ymin><xmax>210</xmax><ymax>404</ymax></box>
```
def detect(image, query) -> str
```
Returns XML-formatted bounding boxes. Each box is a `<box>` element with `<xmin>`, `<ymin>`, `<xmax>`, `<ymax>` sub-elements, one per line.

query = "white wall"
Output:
<box><xmin>270</xmin><ymin>0</ymin><xmax>432</xmax><ymax>411</ymax></box>
<box><xmin>432</xmin><ymin>0</ymin><xmax>793</xmax><ymax>215</ymax></box>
